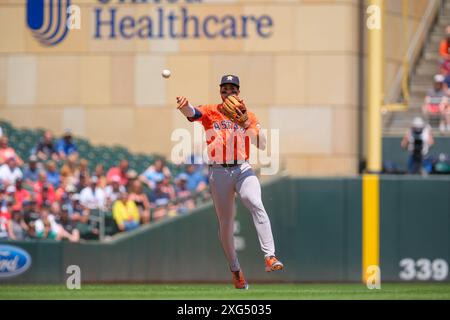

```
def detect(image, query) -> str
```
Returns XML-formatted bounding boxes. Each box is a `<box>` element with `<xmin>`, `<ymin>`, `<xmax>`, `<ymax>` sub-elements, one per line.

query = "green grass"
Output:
<box><xmin>1</xmin><ymin>283</ymin><xmax>450</xmax><ymax>300</ymax></box>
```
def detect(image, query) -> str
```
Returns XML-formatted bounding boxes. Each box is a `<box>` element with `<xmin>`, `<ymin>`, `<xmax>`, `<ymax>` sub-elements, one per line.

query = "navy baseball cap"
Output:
<box><xmin>220</xmin><ymin>75</ymin><xmax>240</xmax><ymax>88</ymax></box>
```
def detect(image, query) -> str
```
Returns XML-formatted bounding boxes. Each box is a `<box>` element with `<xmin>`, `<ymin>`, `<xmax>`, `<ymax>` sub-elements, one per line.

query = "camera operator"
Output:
<box><xmin>401</xmin><ymin>117</ymin><xmax>434</xmax><ymax>174</ymax></box>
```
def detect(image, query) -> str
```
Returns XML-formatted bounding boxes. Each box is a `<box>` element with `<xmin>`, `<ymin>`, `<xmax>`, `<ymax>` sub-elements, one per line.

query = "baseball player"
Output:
<box><xmin>176</xmin><ymin>75</ymin><xmax>283</xmax><ymax>289</ymax></box>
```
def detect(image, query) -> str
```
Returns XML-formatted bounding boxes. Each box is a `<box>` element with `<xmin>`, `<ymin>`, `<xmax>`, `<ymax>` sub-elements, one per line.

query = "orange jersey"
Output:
<box><xmin>440</xmin><ymin>39</ymin><xmax>450</xmax><ymax>58</ymax></box>
<box><xmin>188</xmin><ymin>104</ymin><xmax>260</xmax><ymax>163</ymax></box>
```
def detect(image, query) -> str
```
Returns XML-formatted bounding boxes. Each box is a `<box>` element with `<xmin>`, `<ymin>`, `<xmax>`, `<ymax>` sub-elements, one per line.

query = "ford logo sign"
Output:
<box><xmin>0</xmin><ymin>245</ymin><xmax>32</xmax><ymax>278</ymax></box>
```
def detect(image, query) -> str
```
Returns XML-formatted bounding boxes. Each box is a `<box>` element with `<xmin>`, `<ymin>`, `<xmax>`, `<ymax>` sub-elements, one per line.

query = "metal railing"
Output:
<box><xmin>89</xmin><ymin>190</ymin><xmax>212</xmax><ymax>242</ymax></box>
<box><xmin>385</xmin><ymin>0</ymin><xmax>443</xmax><ymax>105</ymax></box>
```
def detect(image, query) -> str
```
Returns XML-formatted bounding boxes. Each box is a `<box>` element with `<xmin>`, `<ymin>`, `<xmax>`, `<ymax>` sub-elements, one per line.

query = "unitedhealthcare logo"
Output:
<box><xmin>25</xmin><ymin>0</ymin><xmax>272</xmax><ymax>46</ymax></box>
<box><xmin>26</xmin><ymin>0</ymin><xmax>81</xmax><ymax>46</ymax></box>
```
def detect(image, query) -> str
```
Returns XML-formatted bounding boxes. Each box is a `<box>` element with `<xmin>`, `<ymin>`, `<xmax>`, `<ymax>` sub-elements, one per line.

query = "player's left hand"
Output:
<box><xmin>221</xmin><ymin>95</ymin><xmax>250</xmax><ymax>129</ymax></box>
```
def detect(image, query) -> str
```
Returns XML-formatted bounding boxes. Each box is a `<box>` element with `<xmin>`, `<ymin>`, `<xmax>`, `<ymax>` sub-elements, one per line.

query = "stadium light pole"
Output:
<box><xmin>363</xmin><ymin>0</ymin><xmax>383</xmax><ymax>284</ymax></box>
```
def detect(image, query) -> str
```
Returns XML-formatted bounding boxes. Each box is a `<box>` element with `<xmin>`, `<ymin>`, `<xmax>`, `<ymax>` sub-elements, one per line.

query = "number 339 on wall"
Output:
<box><xmin>399</xmin><ymin>258</ymin><xmax>448</xmax><ymax>281</ymax></box>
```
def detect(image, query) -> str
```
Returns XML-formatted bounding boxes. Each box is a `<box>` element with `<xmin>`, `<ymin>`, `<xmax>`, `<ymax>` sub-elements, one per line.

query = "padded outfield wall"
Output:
<box><xmin>1</xmin><ymin>175</ymin><xmax>449</xmax><ymax>284</ymax></box>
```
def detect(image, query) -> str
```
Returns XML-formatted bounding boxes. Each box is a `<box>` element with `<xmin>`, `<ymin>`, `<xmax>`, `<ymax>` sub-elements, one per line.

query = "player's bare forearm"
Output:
<box><xmin>176</xmin><ymin>96</ymin><xmax>195</xmax><ymax>117</ymax></box>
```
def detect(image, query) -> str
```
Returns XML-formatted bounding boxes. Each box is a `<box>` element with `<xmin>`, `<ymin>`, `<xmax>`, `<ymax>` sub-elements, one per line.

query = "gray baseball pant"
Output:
<box><xmin>208</xmin><ymin>162</ymin><xmax>276</xmax><ymax>272</ymax></box>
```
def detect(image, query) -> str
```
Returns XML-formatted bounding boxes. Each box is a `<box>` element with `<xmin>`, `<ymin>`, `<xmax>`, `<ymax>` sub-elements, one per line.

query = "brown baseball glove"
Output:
<box><xmin>221</xmin><ymin>95</ymin><xmax>250</xmax><ymax>128</ymax></box>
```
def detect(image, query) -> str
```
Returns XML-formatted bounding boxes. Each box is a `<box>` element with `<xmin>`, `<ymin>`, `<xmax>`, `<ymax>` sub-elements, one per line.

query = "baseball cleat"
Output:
<box><xmin>265</xmin><ymin>256</ymin><xmax>284</xmax><ymax>272</ymax></box>
<box><xmin>232</xmin><ymin>270</ymin><xmax>249</xmax><ymax>290</ymax></box>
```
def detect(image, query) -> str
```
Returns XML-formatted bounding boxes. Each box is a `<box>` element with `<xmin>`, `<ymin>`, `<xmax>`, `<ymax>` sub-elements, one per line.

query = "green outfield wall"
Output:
<box><xmin>1</xmin><ymin>176</ymin><xmax>449</xmax><ymax>284</ymax></box>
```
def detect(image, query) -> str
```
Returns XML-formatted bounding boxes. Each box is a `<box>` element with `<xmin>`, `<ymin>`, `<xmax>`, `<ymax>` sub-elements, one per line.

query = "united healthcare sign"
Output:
<box><xmin>27</xmin><ymin>0</ymin><xmax>274</xmax><ymax>47</ymax></box>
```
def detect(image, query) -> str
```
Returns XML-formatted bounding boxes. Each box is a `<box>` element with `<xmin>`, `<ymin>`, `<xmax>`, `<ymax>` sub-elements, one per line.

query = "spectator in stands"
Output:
<box><xmin>0</xmin><ymin>192</ymin><xmax>12</xmax><ymax>240</ymax></box>
<box><xmin>23</xmin><ymin>155</ymin><xmax>40</xmax><ymax>185</ymax></box>
<box><xmin>112</xmin><ymin>191</ymin><xmax>140</xmax><ymax>232</ymax></box>
<box><xmin>149</xmin><ymin>177</ymin><xmax>173</xmax><ymax>221</ymax></box>
<box><xmin>49</xmin><ymin>201</ymin><xmax>78</xmax><ymax>242</ymax></box>
<box><xmin>33</xmin><ymin>171</ymin><xmax>56</xmax><ymax>208</ymax></box>
<box><xmin>22</xmin><ymin>199</ymin><xmax>39</xmax><ymax>238</ymax></box>
<box><xmin>139</xmin><ymin>158</ymin><xmax>171</xmax><ymax>190</ymax></box>
<box><xmin>5</xmin><ymin>185</ymin><xmax>15</xmax><ymax>201</ymax></box>
<box><xmin>34</xmin><ymin>130</ymin><xmax>59</xmax><ymax>162</ymax></box>
<box><xmin>37</xmin><ymin>186</ymin><xmax>56</xmax><ymax>209</ymax></box>
<box><xmin>94</xmin><ymin>164</ymin><xmax>107</xmax><ymax>189</ymax></box>
<box><xmin>76</xmin><ymin>173</ymin><xmax>88</xmax><ymax>194</ymax></box>
<box><xmin>440</xmin><ymin>59</ymin><xmax>450</xmax><ymax>76</ymax></box>
<box><xmin>34</xmin><ymin>205</ymin><xmax>60</xmax><ymax>240</ymax></box>
<box><xmin>50</xmin><ymin>201</ymin><xmax>61</xmax><ymax>218</ymax></box>
<box><xmin>57</xmin><ymin>204</ymin><xmax>80</xmax><ymax>242</ymax></box>
<box><xmin>184</xmin><ymin>164</ymin><xmax>208</xmax><ymax>193</ymax></box>
<box><xmin>175</xmin><ymin>173</ymin><xmax>195</xmax><ymax>214</ymax></box>
<box><xmin>0</xmin><ymin>156</ymin><xmax>23</xmax><ymax>187</ymax></box>
<box><xmin>13</xmin><ymin>178</ymin><xmax>31</xmax><ymax>211</ymax></box>
<box><xmin>55</xmin><ymin>179</ymin><xmax>68</xmax><ymax>203</ymax></box>
<box><xmin>56</xmin><ymin>130</ymin><xmax>78</xmax><ymax>160</ymax></box>
<box><xmin>439</xmin><ymin>25</ymin><xmax>450</xmax><ymax>62</ymax></box>
<box><xmin>78</xmin><ymin>158</ymin><xmax>90</xmax><ymax>181</ymax></box>
<box><xmin>8</xmin><ymin>209</ymin><xmax>28</xmax><ymax>240</ymax></box>
<box><xmin>160</xmin><ymin>176</ymin><xmax>176</xmax><ymax>201</ymax></box>
<box><xmin>0</xmin><ymin>136</ymin><xmax>23</xmax><ymax>166</ymax></box>
<box><xmin>70</xmin><ymin>193</ymin><xmax>90</xmax><ymax>224</ymax></box>
<box><xmin>105</xmin><ymin>175</ymin><xmax>125</xmax><ymax>208</ymax></box>
<box><xmin>126</xmin><ymin>169</ymin><xmax>138</xmax><ymax>190</ymax></box>
<box><xmin>79</xmin><ymin>176</ymin><xmax>106</xmax><ymax>210</ymax></box>
<box><xmin>60</xmin><ymin>154</ymin><xmax>79</xmax><ymax>188</ymax></box>
<box><xmin>129</xmin><ymin>180</ymin><xmax>151</xmax><ymax>224</ymax></box>
<box><xmin>422</xmin><ymin>74</ymin><xmax>448</xmax><ymax>131</ymax></box>
<box><xmin>401</xmin><ymin>117</ymin><xmax>434</xmax><ymax>174</ymax></box>
<box><xmin>46</xmin><ymin>160</ymin><xmax>61</xmax><ymax>188</ymax></box>
<box><xmin>107</xmin><ymin>159</ymin><xmax>129</xmax><ymax>187</ymax></box>
<box><xmin>62</xmin><ymin>186</ymin><xmax>77</xmax><ymax>214</ymax></box>
<box><xmin>445</xmin><ymin>67</ymin><xmax>450</xmax><ymax>88</ymax></box>
<box><xmin>433</xmin><ymin>153</ymin><xmax>450</xmax><ymax>174</ymax></box>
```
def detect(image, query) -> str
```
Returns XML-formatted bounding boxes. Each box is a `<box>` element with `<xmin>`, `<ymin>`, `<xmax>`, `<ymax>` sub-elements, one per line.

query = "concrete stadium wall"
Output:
<box><xmin>0</xmin><ymin>0</ymin><xmax>430</xmax><ymax>176</ymax></box>
<box><xmin>1</xmin><ymin>175</ymin><xmax>449</xmax><ymax>284</ymax></box>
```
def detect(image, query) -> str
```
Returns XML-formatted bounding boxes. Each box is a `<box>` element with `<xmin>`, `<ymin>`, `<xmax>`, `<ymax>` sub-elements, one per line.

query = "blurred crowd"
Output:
<box><xmin>391</xmin><ymin>25</ymin><xmax>450</xmax><ymax>175</ymax></box>
<box><xmin>0</xmin><ymin>128</ymin><xmax>209</xmax><ymax>242</ymax></box>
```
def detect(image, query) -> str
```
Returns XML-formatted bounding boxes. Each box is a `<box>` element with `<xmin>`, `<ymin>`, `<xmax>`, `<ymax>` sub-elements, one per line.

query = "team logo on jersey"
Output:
<box><xmin>26</xmin><ymin>0</ymin><xmax>72</xmax><ymax>46</ymax></box>
<box><xmin>214</xmin><ymin>120</ymin><xmax>245</xmax><ymax>132</ymax></box>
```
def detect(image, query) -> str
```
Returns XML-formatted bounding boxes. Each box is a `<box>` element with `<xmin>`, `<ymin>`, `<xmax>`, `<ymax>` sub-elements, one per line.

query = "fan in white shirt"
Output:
<box><xmin>79</xmin><ymin>176</ymin><xmax>106</xmax><ymax>210</ymax></box>
<box><xmin>0</xmin><ymin>156</ymin><xmax>23</xmax><ymax>186</ymax></box>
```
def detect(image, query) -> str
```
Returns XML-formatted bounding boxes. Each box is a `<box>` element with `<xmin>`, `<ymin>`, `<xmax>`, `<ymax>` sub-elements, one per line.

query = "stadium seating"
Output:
<box><xmin>0</xmin><ymin>119</ymin><xmax>160</xmax><ymax>175</ymax></box>
<box><xmin>0</xmin><ymin>119</ymin><xmax>211</xmax><ymax>242</ymax></box>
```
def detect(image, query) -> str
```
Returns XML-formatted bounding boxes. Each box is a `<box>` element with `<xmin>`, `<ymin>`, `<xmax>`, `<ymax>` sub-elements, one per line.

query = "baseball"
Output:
<box><xmin>162</xmin><ymin>69</ymin><xmax>171</xmax><ymax>79</ymax></box>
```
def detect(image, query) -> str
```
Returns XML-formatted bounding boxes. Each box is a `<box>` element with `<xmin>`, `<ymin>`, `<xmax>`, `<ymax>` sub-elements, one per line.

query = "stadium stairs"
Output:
<box><xmin>383</xmin><ymin>0</ymin><xmax>450</xmax><ymax>136</ymax></box>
